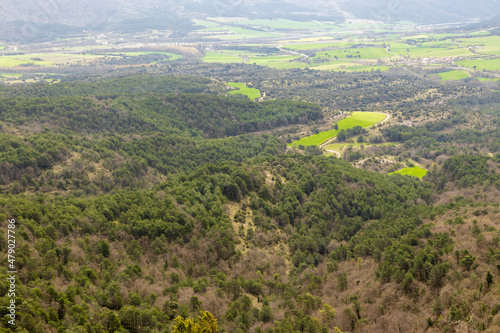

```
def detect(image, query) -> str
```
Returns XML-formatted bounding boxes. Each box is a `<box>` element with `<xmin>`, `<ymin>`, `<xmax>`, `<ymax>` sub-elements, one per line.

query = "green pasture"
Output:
<box><xmin>290</xmin><ymin>112</ymin><xmax>387</xmax><ymax>146</ymax></box>
<box><xmin>101</xmin><ymin>51</ymin><xmax>182</xmax><ymax>62</ymax></box>
<box><xmin>246</xmin><ymin>55</ymin><xmax>307</xmax><ymax>69</ymax></box>
<box><xmin>409</xmin><ymin>46</ymin><xmax>473</xmax><ymax>58</ymax></box>
<box><xmin>456</xmin><ymin>58</ymin><xmax>500</xmax><ymax>71</ymax></box>
<box><xmin>202</xmin><ymin>51</ymin><xmax>242</xmax><ymax>63</ymax></box>
<box><xmin>218</xmin><ymin>50</ymin><xmax>265</xmax><ymax>56</ymax></box>
<box><xmin>387</xmin><ymin>41</ymin><xmax>475</xmax><ymax>58</ymax></box>
<box><xmin>388</xmin><ymin>165</ymin><xmax>427</xmax><ymax>178</ymax></box>
<box><xmin>313</xmin><ymin>47</ymin><xmax>392</xmax><ymax>60</ymax></box>
<box><xmin>0</xmin><ymin>73</ymin><xmax>22</xmax><ymax>77</ymax></box>
<box><xmin>458</xmin><ymin>36</ymin><xmax>500</xmax><ymax>56</ymax></box>
<box><xmin>476</xmin><ymin>77</ymin><xmax>499</xmax><ymax>82</ymax></box>
<box><xmin>468</xmin><ymin>31</ymin><xmax>490</xmax><ymax>36</ymax></box>
<box><xmin>283</xmin><ymin>42</ymin><xmax>354</xmax><ymax>50</ymax></box>
<box><xmin>0</xmin><ymin>53</ymin><xmax>116</xmax><ymax>67</ymax></box>
<box><xmin>228</xmin><ymin>27</ymin><xmax>283</xmax><ymax>38</ymax></box>
<box><xmin>310</xmin><ymin>61</ymin><xmax>390</xmax><ymax>72</ymax></box>
<box><xmin>227</xmin><ymin>82</ymin><xmax>261</xmax><ymax>100</ymax></box>
<box><xmin>437</xmin><ymin>70</ymin><xmax>470</xmax><ymax>81</ymax></box>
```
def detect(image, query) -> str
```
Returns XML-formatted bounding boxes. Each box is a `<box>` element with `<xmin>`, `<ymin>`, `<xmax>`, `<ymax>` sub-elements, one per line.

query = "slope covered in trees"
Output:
<box><xmin>0</xmin><ymin>69</ymin><xmax>499</xmax><ymax>333</ymax></box>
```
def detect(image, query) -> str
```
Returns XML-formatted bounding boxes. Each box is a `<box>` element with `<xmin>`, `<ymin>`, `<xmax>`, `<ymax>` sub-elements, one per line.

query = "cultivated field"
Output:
<box><xmin>290</xmin><ymin>112</ymin><xmax>387</xmax><ymax>146</ymax></box>
<box><xmin>246</xmin><ymin>55</ymin><xmax>307</xmax><ymax>68</ymax></box>
<box><xmin>437</xmin><ymin>70</ymin><xmax>470</xmax><ymax>81</ymax></box>
<box><xmin>227</xmin><ymin>82</ymin><xmax>261</xmax><ymax>99</ymax></box>
<box><xmin>456</xmin><ymin>58</ymin><xmax>500</xmax><ymax>71</ymax></box>
<box><xmin>313</xmin><ymin>47</ymin><xmax>392</xmax><ymax>60</ymax></box>
<box><xmin>388</xmin><ymin>165</ymin><xmax>428</xmax><ymax>178</ymax></box>
<box><xmin>202</xmin><ymin>51</ymin><xmax>242</xmax><ymax>63</ymax></box>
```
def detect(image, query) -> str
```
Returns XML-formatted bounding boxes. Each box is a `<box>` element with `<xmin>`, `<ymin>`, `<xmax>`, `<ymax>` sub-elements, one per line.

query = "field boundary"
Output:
<box><xmin>318</xmin><ymin>112</ymin><xmax>390</xmax><ymax>148</ymax></box>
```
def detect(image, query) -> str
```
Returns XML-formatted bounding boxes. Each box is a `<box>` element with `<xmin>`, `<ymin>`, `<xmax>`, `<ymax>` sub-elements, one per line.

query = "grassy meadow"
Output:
<box><xmin>202</xmin><ymin>51</ymin><xmax>242</xmax><ymax>63</ymax></box>
<box><xmin>388</xmin><ymin>165</ymin><xmax>428</xmax><ymax>178</ymax></box>
<box><xmin>227</xmin><ymin>82</ymin><xmax>261</xmax><ymax>99</ymax></box>
<box><xmin>437</xmin><ymin>70</ymin><xmax>470</xmax><ymax>81</ymax></box>
<box><xmin>456</xmin><ymin>58</ymin><xmax>500</xmax><ymax>71</ymax></box>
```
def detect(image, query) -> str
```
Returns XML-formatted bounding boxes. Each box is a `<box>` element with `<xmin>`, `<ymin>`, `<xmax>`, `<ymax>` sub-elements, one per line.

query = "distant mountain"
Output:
<box><xmin>0</xmin><ymin>0</ymin><xmax>499</xmax><ymax>42</ymax></box>
<box><xmin>460</xmin><ymin>14</ymin><xmax>500</xmax><ymax>30</ymax></box>
<box><xmin>336</xmin><ymin>0</ymin><xmax>500</xmax><ymax>24</ymax></box>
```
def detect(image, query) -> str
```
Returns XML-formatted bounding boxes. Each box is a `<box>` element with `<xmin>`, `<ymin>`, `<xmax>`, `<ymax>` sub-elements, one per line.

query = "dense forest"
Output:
<box><xmin>0</xmin><ymin>63</ymin><xmax>499</xmax><ymax>333</ymax></box>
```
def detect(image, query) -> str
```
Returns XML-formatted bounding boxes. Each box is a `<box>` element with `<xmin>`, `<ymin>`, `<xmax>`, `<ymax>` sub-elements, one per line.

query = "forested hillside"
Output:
<box><xmin>0</xmin><ymin>70</ymin><xmax>499</xmax><ymax>333</ymax></box>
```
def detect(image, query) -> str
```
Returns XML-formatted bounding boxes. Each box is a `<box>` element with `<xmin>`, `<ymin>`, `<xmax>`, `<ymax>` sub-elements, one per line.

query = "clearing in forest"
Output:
<box><xmin>290</xmin><ymin>111</ymin><xmax>387</xmax><ymax>146</ymax></box>
<box><xmin>388</xmin><ymin>165</ymin><xmax>427</xmax><ymax>178</ymax></box>
<box><xmin>227</xmin><ymin>82</ymin><xmax>261</xmax><ymax>100</ymax></box>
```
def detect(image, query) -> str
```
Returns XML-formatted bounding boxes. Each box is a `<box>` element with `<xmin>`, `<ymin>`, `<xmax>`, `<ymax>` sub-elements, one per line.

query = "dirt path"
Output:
<box><xmin>319</xmin><ymin>112</ymin><xmax>390</xmax><ymax>148</ymax></box>
<box><xmin>379</xmin><ymin>112</ymin><xmax>391</xmax><ymax>124</ymax></box>
<box><xmin>326</xmin><ymin>149</ymin><xmax>341</xmax><ymax>158</ymax></box>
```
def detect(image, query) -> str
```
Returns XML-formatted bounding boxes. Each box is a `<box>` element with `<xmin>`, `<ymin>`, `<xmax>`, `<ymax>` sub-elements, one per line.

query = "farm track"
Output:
<box><xmin>319</xmin><ymin>112</ymin><xmax>390</xmax><ymax>148</ymax></box>
<box><xmin>326</xmin><ymin>149</ymin><xmax>341</xmax><ymax>158</ymax></box>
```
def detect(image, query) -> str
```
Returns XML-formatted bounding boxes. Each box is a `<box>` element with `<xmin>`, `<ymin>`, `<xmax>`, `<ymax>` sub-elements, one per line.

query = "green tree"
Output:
<box><xmin>337</xmin><ymin>273</ymin><xmax>348</xmax><ymax>291</ymax></box>
<box><xmin>486</xmin><ymin>270</ymin><xmax>493</xmax><ymax>289</ymax></box>
<box><xmin>460</xmin><ymin>254</ymin><xmax>475</xmax><ymax>271</ymax></box>
<box><xmin>171</xmin><ymin>311</ymin><xmax>218</xmax><ymax>333</ymax></box>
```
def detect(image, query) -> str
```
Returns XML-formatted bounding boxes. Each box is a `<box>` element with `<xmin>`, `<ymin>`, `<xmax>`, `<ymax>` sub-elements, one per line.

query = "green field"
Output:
<box><xmin>437</xmin><ymin>70</ymin><xmax>470</xmax><ymax>81</ymax></box>
<box><xmin>459</xmin><ymin>36</ymin><xmax>500</xmax><ymax>56</ymax></box>
<box><xmin>290</xmin><ymin>112</ymin><xmax>387</xmax><ymax>146</ymax></box>
<box><xmin>202</xmin><ymin>51</ymin><xmax>242</xmax><ymax>63</ymax></box>
<box><xmin>313</xmin><ymin>47</ymin><xmax>392</xmax><ymax>60</ymax></box>
<box><xmin>456</xmin><ymin>58</ymin><xmax>500</xmax><ymax>71</ymax></box>
<box><xmin>246</xmin><ymin>55</ymin><xmax>307</xmax><ymax>69</ymax></box>
<box><xmin>387</xmin><ymin>41</ymin><xmax>475</xmax><ymax>58</ymax></box>
<box><xmin>283</xmin><ymin>42</ymin><xmax>353</xmax><ymax>50</ymax></box>
<box><xmin>99</xmin><ymin>51</ymin><xmax>182</xmax><ymax>63</ymax></box>
<box><xmin>476</xmin><ymin>77</ymin><xmax>499</xmax><ymax>82</ymax></box>
<box><xmin>0</xmin><ymin>53</ymin><xmax>114</xmax><ymax>67</ymax></box>
<box><xmin>227</xmin><ymin>27</ymin><xmax>283</xmax><ymax>39</ymax></box>
<box><xmin>227</xmin><ymin>82</ymin><xmax>261</xmax><ymax>99</ymax></box>
<box><xmin>388</xmin><ymin>165</ymin><xmax>427</xmax><ymax>179</ymax></box>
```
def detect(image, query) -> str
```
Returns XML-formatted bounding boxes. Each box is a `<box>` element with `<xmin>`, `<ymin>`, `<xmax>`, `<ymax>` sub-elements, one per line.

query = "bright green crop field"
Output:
<box><xmin>456</xmin><ymin>58</ymin><xmax>500</xmax><ymax>71</ymax></box>
<box><xmin>437</xmin><ymin>70</ymin><xmax>470</xmax><ymax>81</ymax></box>
<box><xmin>388</xmin><ymin>166</ymin><xmax>427</xmax><ymax>179</ymax></box>
<box><xmin>283</xmin><ymin>42</ymin><xmax>353</xmax><ymax>50</ymax></box>
<box><xmin>227</xmin><ymin>82</ymin><xmax>261</xmax><ymax>99</ymax></box>
<box><xmin>246</xmin><ymin>55</ymin><xmax>307</xmax><ymax>69</ymax></box>
<box><xmin>290</xmin><ymin>112</ymin><xmax>387</xmax><ymax>146</ymax></box>
<box><xmin>313</xmin><ymin>47</ymin><xmax>392</xmax><ymax>60</ymax></box>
